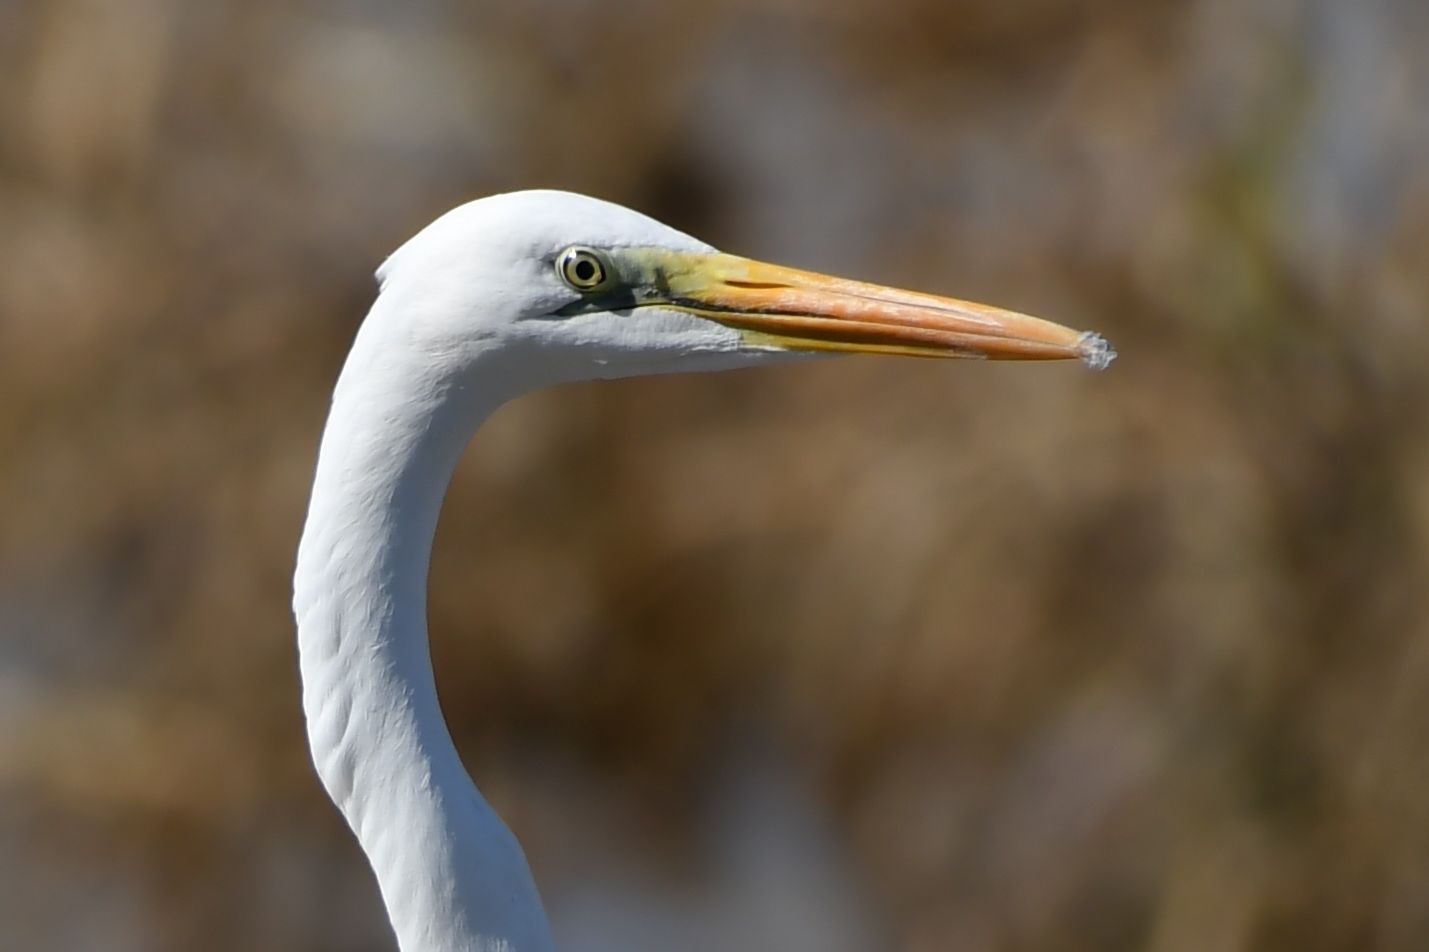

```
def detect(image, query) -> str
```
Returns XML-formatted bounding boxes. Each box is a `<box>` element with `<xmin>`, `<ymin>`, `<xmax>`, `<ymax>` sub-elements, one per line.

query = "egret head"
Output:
<box><xmin>372</xmin><ymin>190</ymin><xmax>1113</xmax><ymax>387</ymax></box>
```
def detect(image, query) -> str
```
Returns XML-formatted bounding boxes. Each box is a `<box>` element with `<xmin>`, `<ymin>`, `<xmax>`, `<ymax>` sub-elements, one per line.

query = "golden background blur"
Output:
<box><xmin>3</xmin><ymin>1</ymin><xmax>1428</xmax><ymax>949</ymax></box>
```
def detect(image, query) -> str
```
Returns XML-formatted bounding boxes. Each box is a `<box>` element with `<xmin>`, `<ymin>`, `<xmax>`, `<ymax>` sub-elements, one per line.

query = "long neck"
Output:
<box><xmin>293</xmin><ymin>306</ymin><xmax>554</xmax><ymax>952</ymax></box>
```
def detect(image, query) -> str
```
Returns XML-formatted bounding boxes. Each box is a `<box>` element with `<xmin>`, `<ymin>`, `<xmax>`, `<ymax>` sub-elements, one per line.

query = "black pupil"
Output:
<box><xmin>573</xmin><ymin>258</ymin><xmax>597</xmax><ymax>283</ymax></box>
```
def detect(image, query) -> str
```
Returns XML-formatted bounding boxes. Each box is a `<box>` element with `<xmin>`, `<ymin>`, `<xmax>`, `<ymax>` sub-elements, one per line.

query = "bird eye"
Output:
<box><xmin>557</xmin><ymin>247</ymin><xmax>610</xmax><ymax>292</ymax></box>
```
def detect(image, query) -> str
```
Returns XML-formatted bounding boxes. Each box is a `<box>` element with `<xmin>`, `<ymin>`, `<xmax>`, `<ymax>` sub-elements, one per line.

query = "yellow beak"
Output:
<box><xmin>658</xmin><ymin>253</ymin><xmax>1114</xmax><ymax>368</ymax></box>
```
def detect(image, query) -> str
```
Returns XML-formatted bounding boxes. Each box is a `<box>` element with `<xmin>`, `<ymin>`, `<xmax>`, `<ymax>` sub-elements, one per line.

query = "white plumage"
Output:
<box><xmin>294</xmin><ymin>190</ymin><xmax>1110</xmax><ymax>951</ymax></box>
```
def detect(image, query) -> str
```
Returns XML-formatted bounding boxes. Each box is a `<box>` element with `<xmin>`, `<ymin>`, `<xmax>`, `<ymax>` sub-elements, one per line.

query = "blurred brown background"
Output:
<box><xmin>3</xmin><ymin>1</ymin><xmax>1428</xmax><ymax>949</ymax></box>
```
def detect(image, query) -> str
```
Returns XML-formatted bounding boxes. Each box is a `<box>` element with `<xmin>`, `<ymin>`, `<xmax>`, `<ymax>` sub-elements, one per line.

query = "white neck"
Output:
<box><xmin>293</xmin><ymin>298</ymin><xmax>555</xmax><ymax>952</ymax></box>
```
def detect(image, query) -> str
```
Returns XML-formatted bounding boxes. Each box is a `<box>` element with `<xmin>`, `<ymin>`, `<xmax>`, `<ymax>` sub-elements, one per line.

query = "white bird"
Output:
<box><xmin>293</xmin><ymin>190</ymin><xmax>1113</xmax><ymax>952</ymax></box>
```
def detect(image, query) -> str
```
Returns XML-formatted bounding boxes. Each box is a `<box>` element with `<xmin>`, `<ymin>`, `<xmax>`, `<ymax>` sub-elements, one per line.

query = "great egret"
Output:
<box><xmin>293</xmin><ymin>190</ymin><xmax>1113</xmax><ymax>952</ymax></box>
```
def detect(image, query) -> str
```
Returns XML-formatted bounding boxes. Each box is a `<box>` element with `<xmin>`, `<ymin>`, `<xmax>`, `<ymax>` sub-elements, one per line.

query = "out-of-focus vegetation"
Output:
<box><xmin>2</xmin><ymin>1</ymin><xmax>1428</xmax><ymax>949</ymax></box>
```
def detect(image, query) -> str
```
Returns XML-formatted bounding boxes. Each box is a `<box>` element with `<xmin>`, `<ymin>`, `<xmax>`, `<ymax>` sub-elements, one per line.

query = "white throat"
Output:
<box><xmin>293</xmin><ymin>293</ymin><xmax>555</xmax><ymax>952</ymax></box>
